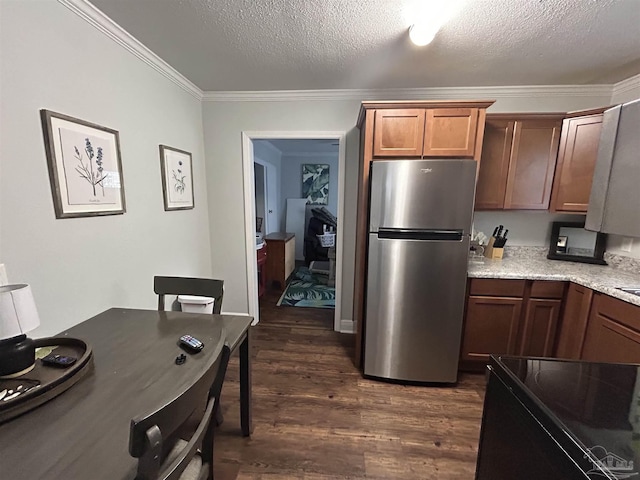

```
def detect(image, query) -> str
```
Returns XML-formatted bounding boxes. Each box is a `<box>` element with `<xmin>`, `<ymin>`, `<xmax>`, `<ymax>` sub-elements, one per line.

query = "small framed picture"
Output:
<box><xmin>159</xmin><ymin>145</ymin><xmax>194</xmax><ymax>211</ymax></box>
<box><xmin>40</xmin><ymin>110</ymin><xmax>126</xmax><ymax>219</ymax></box>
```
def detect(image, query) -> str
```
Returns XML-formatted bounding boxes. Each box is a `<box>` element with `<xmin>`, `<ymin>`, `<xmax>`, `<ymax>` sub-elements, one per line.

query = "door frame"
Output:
<box><xmin>241</xmin><ymin>131</ymin><xmax>347</xmax><ymax>331</ymax></box>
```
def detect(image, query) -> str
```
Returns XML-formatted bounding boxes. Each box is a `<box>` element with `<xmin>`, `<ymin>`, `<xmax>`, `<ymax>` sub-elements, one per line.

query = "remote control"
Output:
<box><xmin>179</xmin><ymin>335</ymin><xmax>204</xmax><ymax>352</ymax></box>
<box><xmin>41</xmin><ymin>353</ymin><xmax>77</xmax><ymax>368</ymax></box>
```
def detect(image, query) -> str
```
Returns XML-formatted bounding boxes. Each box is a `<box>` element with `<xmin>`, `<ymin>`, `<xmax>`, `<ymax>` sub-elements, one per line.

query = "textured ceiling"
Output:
<box><xmin>89</xmin><ymin>0</ymin><xmax>640</xmax><ymax>91</ymax></box>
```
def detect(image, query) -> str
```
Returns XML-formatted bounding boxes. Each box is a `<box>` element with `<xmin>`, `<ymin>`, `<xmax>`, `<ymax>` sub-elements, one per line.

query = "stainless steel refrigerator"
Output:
<box><xmin>364</xmin><ymin>159</ymin><xmax>477</xmax><ymax>383</ymax></box>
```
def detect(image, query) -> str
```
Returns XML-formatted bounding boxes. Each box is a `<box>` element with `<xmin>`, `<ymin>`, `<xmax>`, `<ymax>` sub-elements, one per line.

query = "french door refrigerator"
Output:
<box><xmin>364</xmin><ymin>159</ymin><xmax>477</xmax><ymax>383</ymax></box>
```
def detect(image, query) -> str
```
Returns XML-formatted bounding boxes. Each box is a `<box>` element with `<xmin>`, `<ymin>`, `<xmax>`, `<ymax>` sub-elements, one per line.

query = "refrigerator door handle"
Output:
<box><xmin>377</xmin><ymin>228</ymin><xmax>464</xmax><ymax>241</ymax></box>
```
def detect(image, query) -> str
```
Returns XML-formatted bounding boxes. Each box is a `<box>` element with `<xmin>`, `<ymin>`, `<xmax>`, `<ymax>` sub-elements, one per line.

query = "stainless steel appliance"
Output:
<box><xmin>586</xmin><ymin>98</ymin><xmax>640</xmax><ymax>237</ymax></box>
<box><xmin>618</xmin><ymin>287</ymin><xmax>640</xmax><ymax>298</ymax></box>
<box><xmin>364</xmin><ymin>159</ymin><xmax>477</xmax><ymax>383</ymax></box>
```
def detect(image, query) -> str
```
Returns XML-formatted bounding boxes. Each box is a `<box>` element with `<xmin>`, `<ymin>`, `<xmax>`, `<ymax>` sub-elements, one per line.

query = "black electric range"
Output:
<box><xmin>476</xmin><ymin>356</ymin><xmax>640</xmax><ymax>480</ymax></box>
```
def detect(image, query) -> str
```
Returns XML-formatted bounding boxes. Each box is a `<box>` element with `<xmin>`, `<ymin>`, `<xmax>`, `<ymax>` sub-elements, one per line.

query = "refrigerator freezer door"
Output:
<box><xmin>364</xmin><ymin>234</ymin><xmax>469</xmax><ymax>382</ymax></box>
<box><xmin>369</xmin><ymin>159</ymin><xmax>477</xmax><ymax>233</ymax></box>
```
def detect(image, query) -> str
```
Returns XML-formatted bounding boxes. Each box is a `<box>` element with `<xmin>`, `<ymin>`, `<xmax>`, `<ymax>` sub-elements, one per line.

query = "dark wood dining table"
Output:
<box><xmin>0</xmin><ymin>308</ymin><xmax>253</xmax><ymax>479</ymax></box>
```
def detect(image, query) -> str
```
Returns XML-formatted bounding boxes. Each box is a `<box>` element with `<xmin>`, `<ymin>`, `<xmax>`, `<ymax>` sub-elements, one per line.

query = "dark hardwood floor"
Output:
<box><xmin>214</xmin><ymin>289</ymin><xmax>486</xmax><ymax>479</ymax></box>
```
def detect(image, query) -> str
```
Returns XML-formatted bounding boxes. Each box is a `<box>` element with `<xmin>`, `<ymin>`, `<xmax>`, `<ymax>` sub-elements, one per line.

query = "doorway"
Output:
<box><xmin>242</xmin><ymin>131</ymin><xmax>346</xmax><ymax>331</ymax></box>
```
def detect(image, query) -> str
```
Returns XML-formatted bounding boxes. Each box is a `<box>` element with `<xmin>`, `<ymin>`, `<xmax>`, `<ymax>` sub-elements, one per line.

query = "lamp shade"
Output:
<box><xmin>0</xmin><ymin>284</ymin><xmax>40</xmax><ymax>340</ymax></box>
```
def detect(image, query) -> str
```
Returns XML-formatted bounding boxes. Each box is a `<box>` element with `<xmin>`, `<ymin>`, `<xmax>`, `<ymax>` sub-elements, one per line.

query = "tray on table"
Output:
<box><xmin>0</xmin><ymin>337</ymin><xmax>93</xmax><ymax>423</ymax></box>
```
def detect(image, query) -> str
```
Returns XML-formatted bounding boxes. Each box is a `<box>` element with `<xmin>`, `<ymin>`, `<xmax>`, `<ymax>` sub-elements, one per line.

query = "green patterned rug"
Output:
<box><xmin>276</xmin><ymin>267</ymin><xmax>335</xmax><ymax>309</ymax></box>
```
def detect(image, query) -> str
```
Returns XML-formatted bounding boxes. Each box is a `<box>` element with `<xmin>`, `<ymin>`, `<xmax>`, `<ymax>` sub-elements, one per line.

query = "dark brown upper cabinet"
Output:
<box><xmin>475</xmin><ymin>114</ymin><xmax>563</xmax><ymax>210</ymax></box>
<box><xmin>370</xmin><ymin>104</ymin><xmax>488</xmax><ymax>159</ymax></box>
<box><xmin>550</xmin><ymin>108</ymin><xmax>608</xmax><ymax>213</ymax></box>
<box><xmin>372</xmin><ymin>108</ymin><xmax>425</xmax><ymax>157</ymax></box>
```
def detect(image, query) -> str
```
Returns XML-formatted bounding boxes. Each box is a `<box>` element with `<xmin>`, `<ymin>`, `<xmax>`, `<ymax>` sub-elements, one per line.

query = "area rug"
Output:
<box><xmin>276</xmin><ymin>267</ymin><xmax>335</xmax><ymax>309</ymax></box>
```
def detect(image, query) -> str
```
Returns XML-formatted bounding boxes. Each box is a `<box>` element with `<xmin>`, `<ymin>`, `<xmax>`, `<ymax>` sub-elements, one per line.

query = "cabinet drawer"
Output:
<box><xmin>469</xmin><ymin>279</ymin><xmax>526</xmax><ymax>297</ymax></box>
<box><xmin>530</xmin><ymin>281</ymin><xmax>566</xmax><ymax>299</ymax></box>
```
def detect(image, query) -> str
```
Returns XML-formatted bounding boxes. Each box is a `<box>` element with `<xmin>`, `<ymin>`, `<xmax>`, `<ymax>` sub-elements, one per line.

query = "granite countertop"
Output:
<box><xmin>468</xmin><ymin>247</ymin><xmax>640</xmax><ymax>307</ymax></box>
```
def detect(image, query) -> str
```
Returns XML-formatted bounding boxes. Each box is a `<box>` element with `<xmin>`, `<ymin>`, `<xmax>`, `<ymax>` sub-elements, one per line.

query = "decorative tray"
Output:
<box><xmin>0</xmin><ymin>337</ymin><xmax>93</xmax><ymax>423</ymax></box>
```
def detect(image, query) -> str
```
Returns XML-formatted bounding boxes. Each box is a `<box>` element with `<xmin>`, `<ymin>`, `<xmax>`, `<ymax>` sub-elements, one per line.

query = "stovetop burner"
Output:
<box><xmin>617</xmin><ymin>287</ymin><xmax>640</xmax><ymax>297</ymax></box>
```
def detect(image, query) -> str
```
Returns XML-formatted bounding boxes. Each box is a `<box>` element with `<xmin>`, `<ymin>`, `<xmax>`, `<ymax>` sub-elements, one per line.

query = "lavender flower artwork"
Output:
<box><xmin>40</xmin><ymin>109</ymin><xmax>125</xmax><ymax>218</ymax></box>
<box><xmin>74</xmin><ymin>138</ymin><xmax>108</xmax><ymax>197</ymax></box>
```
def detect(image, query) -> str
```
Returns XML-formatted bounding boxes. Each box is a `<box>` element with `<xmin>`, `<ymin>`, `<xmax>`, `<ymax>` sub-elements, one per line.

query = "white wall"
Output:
<box><xmin>473</xmin><ymin>211</ymin><xmax>585</xmax><ymax>247</ymax></box>
<box><xmin>202</xmin><ymin>92</ymin><xmax>612</xmax><ymax>321</ymax></box>
<box><xmin>0</xmin><ymin>1</ymin><xmax>211</xmax><ymax>337</ymax></box>
<box><xmin>202</xmin><ymin>100</ymin><xmax>360</xmax><ymax>318</ymax></box>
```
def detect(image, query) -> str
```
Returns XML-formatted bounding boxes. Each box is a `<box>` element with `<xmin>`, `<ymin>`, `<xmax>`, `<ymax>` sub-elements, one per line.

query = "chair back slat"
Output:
<box><xmin>154</xmin><ymin>276</ymin><xmax>224</xmax><ymax>315</ymax></box>
<box><xmin>129</xmin><ymin>344</ymin><xmax>231</xmax><ymax>480</ymax></box>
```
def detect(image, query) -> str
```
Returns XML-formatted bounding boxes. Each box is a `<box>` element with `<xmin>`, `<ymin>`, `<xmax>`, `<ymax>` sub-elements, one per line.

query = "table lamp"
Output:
<box><xmin>0</xmin><ymin>284</ymin><xmax>41</xmax><ymax>378</ymax></box>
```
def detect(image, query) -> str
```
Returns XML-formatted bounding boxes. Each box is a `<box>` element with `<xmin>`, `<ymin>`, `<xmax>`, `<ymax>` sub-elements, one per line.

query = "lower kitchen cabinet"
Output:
<box><xmin>519</xmin><ymin>298</ymin><xmax>562</xmax><ymax>357</ymax></box>
<box><xmin>461</xmin><ymin>279</ymin><xmax>565</xmax><ymax>370</ymax></box>
<box><xmin>461</xmin><ymin>295</ymin><xmax>523</xmax><ymax>367</ymax></box>
<box><xmin>582</xmin><ymin>293</ymin><xmax>640</xmax><ymax>363</ymax></box>
<box><xmin>462</xmin><ymin>278</ymin><xmax>640</xmax><ymax>370</ymax></box>
<box><xmin>555</xmin><ymin>283</ymin><xmax>593</xmax><ymax>359</ymax></box>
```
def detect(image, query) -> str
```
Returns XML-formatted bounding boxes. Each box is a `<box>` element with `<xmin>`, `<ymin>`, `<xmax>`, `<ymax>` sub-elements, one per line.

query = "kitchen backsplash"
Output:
<box><xmin>501</xmin><ymin>246</ymin><xmax>640</xmax><ymax>274</ymax></box>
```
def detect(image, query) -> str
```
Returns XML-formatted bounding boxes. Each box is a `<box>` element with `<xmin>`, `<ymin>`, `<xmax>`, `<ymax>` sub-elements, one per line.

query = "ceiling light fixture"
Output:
<box><xmin>405</xmin><ymin>0</ymin><xmax>466</xmax><ymax>47</ymax></box>
<box><xmin>409</xmin><ymin>24</ymin><xmax>439</xmax><ymax>46</ymax></box>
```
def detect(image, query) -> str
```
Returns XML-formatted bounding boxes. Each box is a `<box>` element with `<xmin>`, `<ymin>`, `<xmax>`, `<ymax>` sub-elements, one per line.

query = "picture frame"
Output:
<box><xmin>159</xmin><ymin>145</ymin><xmax>194</xmax><ymax>211</ymax></box>
<box><xmin>302</xmin><ymin>164</ymin><xmax>329</xmax><ymax>205</ymax></box>
<box><xmin>40</xmin><ymin>109</ymin><xmax>126</xmax><ymax>219</ymax></box>
<box><xmin>547</xmin><ymin>221</ymin><xmax>607</xmax><ymax>265</ymax></box>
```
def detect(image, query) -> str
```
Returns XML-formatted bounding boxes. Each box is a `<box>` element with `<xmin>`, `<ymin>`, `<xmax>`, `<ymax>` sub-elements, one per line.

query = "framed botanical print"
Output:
<box><xmin>159</xmin><ymin>145</ymin><xmax>194</xmax><ymax>211</ymax></box>
<box><xmin>40</xmin><ymin>109</ymin><xmax>126</xmax><ymax>218</ymax></box>
<box><xmin>302</xmin><ymin>164</ymin><xmax>329</xmax><ymax>205</ymax></box>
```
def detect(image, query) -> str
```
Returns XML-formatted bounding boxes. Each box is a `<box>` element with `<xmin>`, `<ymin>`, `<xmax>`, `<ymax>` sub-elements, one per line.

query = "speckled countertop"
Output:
<box><xmin>467</xmin><ymin>247</ymin><xmax>640</xmax><ymax>307</ymax></box>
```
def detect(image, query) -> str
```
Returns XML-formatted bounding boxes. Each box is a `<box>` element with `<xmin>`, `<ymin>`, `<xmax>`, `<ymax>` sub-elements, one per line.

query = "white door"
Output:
<box><xmin>253</xmin><ymin>163</ymin><xmax>266</xmax><ymax>233</ymax></box>
<box><xmin>264</xmin><ymin>162</ymin><xmax>279</xmax><ymax>234</ymax></box>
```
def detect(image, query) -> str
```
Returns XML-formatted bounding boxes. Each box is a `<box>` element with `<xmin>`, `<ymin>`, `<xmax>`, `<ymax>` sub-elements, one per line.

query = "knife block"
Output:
<box><xmin>484</xmin><ymin>238</ymin><xmax>504</xmax><ymax>259</ymax></box>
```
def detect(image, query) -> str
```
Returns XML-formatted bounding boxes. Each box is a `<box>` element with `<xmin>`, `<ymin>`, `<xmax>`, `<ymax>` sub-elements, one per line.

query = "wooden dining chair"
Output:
<box><xmin>129</xmin><ymin>344</ymin><xmax>231</xmax><ymax>480</ymax></box>
<box><xmin>154</xmin><ymin>276</ymin><xmax>227</xmax><ymax>428</ymax></box>
<box><xmin>154</xmin><ymin>276</ymin><xmax>224</xmax><ymax>314</ymax></box>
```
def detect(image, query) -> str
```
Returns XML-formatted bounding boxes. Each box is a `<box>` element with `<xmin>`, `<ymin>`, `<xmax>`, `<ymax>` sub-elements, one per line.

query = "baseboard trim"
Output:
<box><xmin>339</xmin><ymin>319</ymin><xmax>354</xmax><ymax>334</ymax></box>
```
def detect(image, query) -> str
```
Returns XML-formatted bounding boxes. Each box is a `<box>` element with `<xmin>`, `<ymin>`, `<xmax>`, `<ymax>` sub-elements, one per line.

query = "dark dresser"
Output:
<box><xmin>476</xmin><ymin>355</ymin><xmax>639</xmax><ymax>480</ymax></box>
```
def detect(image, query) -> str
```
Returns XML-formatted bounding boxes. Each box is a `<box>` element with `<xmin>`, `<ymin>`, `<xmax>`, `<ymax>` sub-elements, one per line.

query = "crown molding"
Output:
<box><xmin>57</xmin><ymin>0</ymin><xmax>203</xmax><ymax>100</ymax></box>
<box><xmin>612</xmin><ymin>73</ymin><xmax>640</xmax><ymax>98</ymax></box>
<box><xmin>202</xmin><ymin>84</ymin><xmax>613</xmax><ymax>102</ymax></box>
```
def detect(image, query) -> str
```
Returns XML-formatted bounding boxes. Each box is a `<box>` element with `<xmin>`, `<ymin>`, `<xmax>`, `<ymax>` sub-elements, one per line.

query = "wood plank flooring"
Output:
<box><xmin>214</xmin><ymin>290</ymin><xmax>486</xmax><ymax>479</ymax></box>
